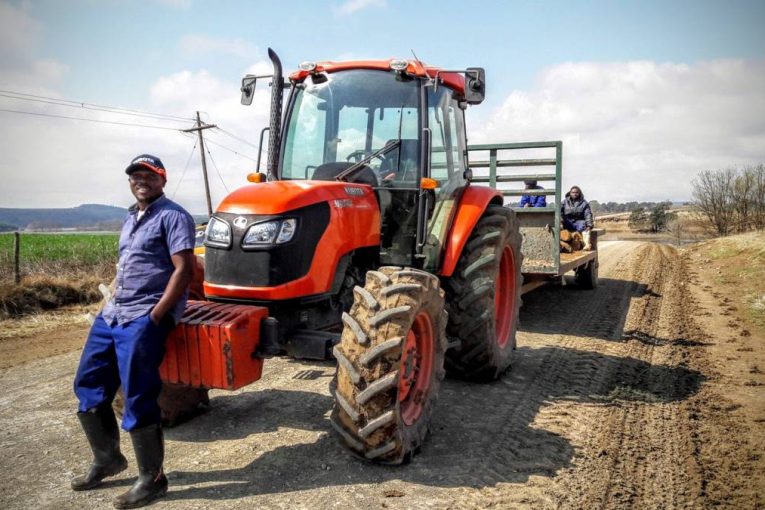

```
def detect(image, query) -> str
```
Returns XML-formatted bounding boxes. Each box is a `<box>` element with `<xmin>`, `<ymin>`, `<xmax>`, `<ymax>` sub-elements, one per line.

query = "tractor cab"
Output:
<box><xmin>242</xmin><ymin>53</ymin><xmax>485</xmax><ymax>270</ymax></box>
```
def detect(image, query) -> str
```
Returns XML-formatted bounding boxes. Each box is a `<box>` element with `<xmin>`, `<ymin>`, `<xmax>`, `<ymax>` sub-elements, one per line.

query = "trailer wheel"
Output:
<box><xmin>443</xmin><ymin>205</ymin><xmax>523</xmax><ymax>381</ymax></box>
<box><xmin>330</xmin><ymin>266</ymin><xmax>447</xmax><ymax>465</ymax></box>
<box><xmin>575</xmin><ymin>259</ymin><xmax>599</xmax><ymax>289</ymax></box>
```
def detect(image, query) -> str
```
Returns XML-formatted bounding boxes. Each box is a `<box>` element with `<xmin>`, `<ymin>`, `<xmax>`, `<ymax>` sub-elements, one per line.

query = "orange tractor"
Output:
<box><xmin>162</xmin><ymin>49</ymin><xmax>523</xmax><ymax>464</ymax></box>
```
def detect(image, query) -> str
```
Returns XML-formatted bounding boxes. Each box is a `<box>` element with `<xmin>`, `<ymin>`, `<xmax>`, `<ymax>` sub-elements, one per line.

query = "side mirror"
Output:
<box><xmin>240</xmin><ymin>75</ymin><xmax>257</xmax><ymax>105</ymax></box>
<box><xmin>464</xmin><ymin>67</ymin><xmax>485</xmax><ymax>105</ymax></box>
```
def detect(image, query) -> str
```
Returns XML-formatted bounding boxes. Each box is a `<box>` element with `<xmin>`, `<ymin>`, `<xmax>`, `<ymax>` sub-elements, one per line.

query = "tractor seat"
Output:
<box><xmin>311</xmin><ymin>162</ymin><xmax>378</xmax><ymax>187</ymax></box>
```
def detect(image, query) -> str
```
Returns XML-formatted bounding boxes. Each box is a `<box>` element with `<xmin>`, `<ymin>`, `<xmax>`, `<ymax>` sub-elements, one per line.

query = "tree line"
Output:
<box><xmin>589</xmin><ymin>200</ymin><xmax>683</xmax><ymax>215</ymax></box>
<box><xmin>691</xmin><ymin>164</ymin><xmax>765</xmax><ymax>235</ymax></box>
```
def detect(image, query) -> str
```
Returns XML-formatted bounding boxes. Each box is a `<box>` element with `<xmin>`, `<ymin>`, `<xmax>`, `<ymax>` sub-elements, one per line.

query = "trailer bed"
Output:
<box><xmin>560</xmin><ymin>250</ymin><xmax>597</xmax><ymax>273</ymax></box>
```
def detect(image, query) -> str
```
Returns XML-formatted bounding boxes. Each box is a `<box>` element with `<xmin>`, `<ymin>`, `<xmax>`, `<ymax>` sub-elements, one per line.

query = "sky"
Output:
<box><xmin>0</xmin><ymin>0</ymin><xmax>764</xmax><ymax>213</ymax></box>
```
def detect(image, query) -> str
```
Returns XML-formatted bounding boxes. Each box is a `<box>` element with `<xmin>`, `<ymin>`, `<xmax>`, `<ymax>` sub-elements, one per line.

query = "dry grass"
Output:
<box><xmin>0</xmin><ymin>305</ymin><xmax>91</xmax><ymax>340</ymax></box>
<box><xmin>597</xmin><ymin>209</ymin><xmax>713</xmax><ymax>243</ymax></box>
<box><xmin>0</xmin><ymin>233</ymin><xmax>117</xmax><ymax>319</ymax></box>
<box><xmin>0</xmin><ymin>275</ymin><xmax>106</xmax><ymax>319</ymax></box>
<box><xmin>696</xmin><ymin>231</ymin><xmax>765</xmax><ymax>331</ymax></box>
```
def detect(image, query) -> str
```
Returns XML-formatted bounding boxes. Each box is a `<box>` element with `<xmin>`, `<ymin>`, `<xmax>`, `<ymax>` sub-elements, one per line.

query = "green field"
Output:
<box><xmin>0</xmin><ymin>233</ymin><xmax>118</xmax><ymax>282</ymax></box>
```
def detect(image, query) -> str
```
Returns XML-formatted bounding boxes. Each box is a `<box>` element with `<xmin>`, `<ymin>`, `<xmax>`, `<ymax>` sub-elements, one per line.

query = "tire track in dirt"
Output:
<box><xmin>469</xmin><ymin>242</ymin><xmax>708</xmax><ymax>509</ymax></box>
<box><xmin>442</xmin><ymin>242</ymin><xmax>704</xmax><ymax>508</ymax></box>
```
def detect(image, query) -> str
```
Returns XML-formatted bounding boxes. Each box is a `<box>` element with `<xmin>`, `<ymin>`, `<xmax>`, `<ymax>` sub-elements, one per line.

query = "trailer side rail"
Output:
<box><xmin>467</xmin><ymin>141</ymin><xmax>562</xmax><ymax>274</ymax></box>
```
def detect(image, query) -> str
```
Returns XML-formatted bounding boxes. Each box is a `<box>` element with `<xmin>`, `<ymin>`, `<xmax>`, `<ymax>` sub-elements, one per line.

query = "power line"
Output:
<box><xmin>2</xmin><ymin>94</ymin><xmax>191</xmax><ymax>123</ymax></box>
<box><xmin>0</xmin><ymin>92</ymin><xmax>193</xmax><ymax>124</ymax></box>
<box><xmin>171</xmin><ymin>139</ymin><xmax>198</xmax><ymax>199</ymax></box>
<box><xmin>213</xmin><ymin>126</ymin><xmax>261</xmax><ymax>150</ymax></box>
<box><xmin>0</xmin><ymin>89</ymin><xmax>194</xmax><ymax>122</ymax></box>
<box><xmin>0</xmin><ymin>107</ymin><xmax>186</xmax><ymax>131</ymax></box>
<box><xmin>205</xmin><ymin>146</ymin><xmax>230</xmax><ymax>193</ymax></box>
<box><xmin>204</xmin><ymin>136</ymin><xmax>258</xmax><ymax>163</ymax></box>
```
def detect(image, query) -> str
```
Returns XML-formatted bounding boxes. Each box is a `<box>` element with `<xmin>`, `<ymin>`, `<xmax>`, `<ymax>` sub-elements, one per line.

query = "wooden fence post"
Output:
<box><xmin>13</xmin><ymin>232</ymin><xmax>20</xmax><ymax>285</ymax></box>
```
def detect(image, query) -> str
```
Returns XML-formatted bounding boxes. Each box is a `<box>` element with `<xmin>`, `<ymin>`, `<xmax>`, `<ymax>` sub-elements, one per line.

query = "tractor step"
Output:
<box><xmin>160</xmin><ymin>300</ymin><xmax>268</xmax><ymax>390</ymax></box>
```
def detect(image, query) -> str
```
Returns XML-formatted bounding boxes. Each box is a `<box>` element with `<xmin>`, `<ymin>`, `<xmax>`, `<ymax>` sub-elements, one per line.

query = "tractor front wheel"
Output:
<box><xmin>330</xmin><ymin>266</ymin><xmax>447</xmax><ymax>465</ymax></box>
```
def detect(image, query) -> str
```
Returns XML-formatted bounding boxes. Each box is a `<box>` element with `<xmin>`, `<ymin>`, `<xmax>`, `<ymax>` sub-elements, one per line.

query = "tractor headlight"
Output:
<box><xmin>242</xmin><ymin>218</ymin><xmax>297</xmax><ymax>247</ymax></box>
<box><xmin>205</xmin><ymin>217</ymin><xmax>232</xmax><ymax>248</ymax></box>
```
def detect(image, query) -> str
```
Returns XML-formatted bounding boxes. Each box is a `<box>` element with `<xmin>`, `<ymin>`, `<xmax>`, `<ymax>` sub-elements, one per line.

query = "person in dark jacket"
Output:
<box><xmin>561</xmin><ymin>185</ymin><xmax>593</xmax><ymax>232</ymax></box>
<box><xmin>519</xmin><ymin>179</ymin><xmax>547</xmax><ymax>208</ymax></box>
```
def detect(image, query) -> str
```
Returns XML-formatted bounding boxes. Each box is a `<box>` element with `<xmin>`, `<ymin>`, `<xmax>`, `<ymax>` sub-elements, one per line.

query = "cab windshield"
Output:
<box><xmin>280</xmin><ymin>70</ymin><xmax>420</xmax><ymax>183</ymax></box>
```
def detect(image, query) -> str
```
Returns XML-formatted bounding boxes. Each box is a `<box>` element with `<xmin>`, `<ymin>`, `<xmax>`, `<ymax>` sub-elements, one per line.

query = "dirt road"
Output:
<box><xmin>1</xmin><ymin>241</ymin><xmax>763</xmax><ymax>509</ymax></box>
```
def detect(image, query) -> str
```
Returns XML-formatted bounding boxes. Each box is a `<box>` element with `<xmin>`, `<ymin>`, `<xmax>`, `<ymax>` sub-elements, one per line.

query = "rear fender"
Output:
<box><xmin>439</xmin><ymin>185</ymin><xmax>503</xmax><ymax>277</ymax></box>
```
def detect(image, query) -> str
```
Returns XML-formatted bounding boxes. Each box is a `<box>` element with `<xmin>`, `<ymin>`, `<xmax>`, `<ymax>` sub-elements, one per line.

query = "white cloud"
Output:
<box><xmin>179</xmin><ymin>34</ymin><xmax>258</xmax><ymax>59</ymax></box>
<box><xmin>0</xmin><ymin>58</ymin><xmax>69</xmax><ymax>92</ymax></box>
<box><xmin>336</xmin><ymin>0</ymin><xmax>386</xmax><ymax>15</ymax></box>
<box><xmin>143</xmin><ymin>64</ymin><xmax>272</xmax><ymax>212</ymax></box>
<box><xmin>0</xmin><ymin>0</ymin><xmax>271</xmax><ymax>214</ymax></box>
<box><xmin>0</xmin><ymin>62</ymin><xmax>272</xmax><ymax>213</ymax></box>
<box><xmin>469</xmin><ymin>59</ymin><xmax>765</xmax><ymax>202</ymax></box>
<box><xmin>0</xmin><ymin>2</ymin><xmax>41</xmax><ymax>62</ymax></box>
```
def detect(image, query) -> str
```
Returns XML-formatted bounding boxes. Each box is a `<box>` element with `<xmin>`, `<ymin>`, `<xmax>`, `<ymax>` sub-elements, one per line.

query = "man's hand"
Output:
<box><xmin>149</xmin><ymin>308</ymin><xmax>162</xmax><ymax>325</ymax></box>
<box><xmin>149</xmin><ymin>249</ymin><xmax>195</xmax><ymax>326</ymax></box>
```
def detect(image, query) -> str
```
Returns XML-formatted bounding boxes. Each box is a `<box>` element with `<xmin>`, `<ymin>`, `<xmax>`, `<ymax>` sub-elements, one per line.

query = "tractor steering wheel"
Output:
<box><xmin>345</xmin><ymin>149</ymin><xmax>386</xmax><ymax>165</ymax></box>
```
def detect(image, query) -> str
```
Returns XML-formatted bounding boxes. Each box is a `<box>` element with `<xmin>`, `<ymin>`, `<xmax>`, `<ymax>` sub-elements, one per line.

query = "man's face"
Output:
<box><xmin>129</xmin><ymin>169</ymin><xmax>165</xmax><ymax>204</ymax></box>
<box><xmin>570</xmin><ymin>188</ymin><xmax>580</xmax><ymax>199</ymax></box>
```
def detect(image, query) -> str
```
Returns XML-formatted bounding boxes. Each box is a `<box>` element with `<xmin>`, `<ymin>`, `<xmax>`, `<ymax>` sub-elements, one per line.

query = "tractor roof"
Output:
<box><xmin>289</xmin><ymin>59</ymin><xmax>467</xmax><ymax>96</ymax></box>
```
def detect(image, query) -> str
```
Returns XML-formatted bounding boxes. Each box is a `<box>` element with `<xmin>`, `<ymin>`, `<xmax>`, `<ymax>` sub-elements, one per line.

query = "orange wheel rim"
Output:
<box><xmin>494</xmin><ymin>245</ymin><xmax>516</xmax><ymax>348</ymax></box>
<box><xmin>398</xmin><ymin>311</ymin><xmax>435</xmax><ymax>425</ymax></box>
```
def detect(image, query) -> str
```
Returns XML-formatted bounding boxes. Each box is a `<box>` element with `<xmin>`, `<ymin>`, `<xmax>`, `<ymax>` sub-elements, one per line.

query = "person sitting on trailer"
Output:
<box><xmin>561</xmin><ymin>185</ymin><xmax>594</xmax><ymax>232</ymax></box>
<box><xmin>519</xmin><ymin>179</ymin><xmax>547</xmax><ymax>207</ymax></box>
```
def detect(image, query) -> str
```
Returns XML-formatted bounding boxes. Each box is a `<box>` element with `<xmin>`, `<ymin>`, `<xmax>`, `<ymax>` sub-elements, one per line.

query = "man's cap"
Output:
<box><xmin>125</xmin><ymin>154</ymin><xmax>167</xmax><ymax>179</ymax></box>
<box><xmin>524</xmin><ymin>179</ymin><xmax>537</xmax><ymax>186</ymax></box>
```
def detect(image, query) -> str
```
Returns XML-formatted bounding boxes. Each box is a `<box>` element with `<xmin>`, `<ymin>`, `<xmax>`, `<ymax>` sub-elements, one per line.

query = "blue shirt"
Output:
<box><xmin>102</xmin><ymin>195</ymin><xmax>195</xmax><ymax>326</ymax></box>
<box><xmin>519</xmin><ymin>185</ymin><xmax>547</xmax><ymax>208</ymax></box>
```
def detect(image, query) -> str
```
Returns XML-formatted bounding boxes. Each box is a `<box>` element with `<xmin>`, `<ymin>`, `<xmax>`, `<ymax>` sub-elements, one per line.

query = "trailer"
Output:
<box><xmin>467</xmin><ymin>141</ymin><xmax>602</xmax><ymax>292</ymax></box>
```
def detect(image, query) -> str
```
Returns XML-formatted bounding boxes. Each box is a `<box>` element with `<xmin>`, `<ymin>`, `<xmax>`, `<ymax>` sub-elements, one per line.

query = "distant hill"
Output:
<box><xmin>0</xmin><ymin>204</ymin><xmax>128</xmax><ymax>231</ymax></box>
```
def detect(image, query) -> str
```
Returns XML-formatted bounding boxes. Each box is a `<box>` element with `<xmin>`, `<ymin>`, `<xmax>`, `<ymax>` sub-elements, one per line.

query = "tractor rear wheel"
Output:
<box><xmin>330</xmin><ymin>266</ymin><xmax>447</xmax><ymax>465</ymax></box>
<box><xmin>443</xmin><ymin>205</ymin><xmax>523</xmax><ymax>381</ymax></box>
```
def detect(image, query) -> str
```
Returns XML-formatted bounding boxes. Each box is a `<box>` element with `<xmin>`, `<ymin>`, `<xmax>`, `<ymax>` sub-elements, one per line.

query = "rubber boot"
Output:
<box><xmin>583</xmin><ymin>230</ymin><xmax>592</xmax><ymax>251</ymax></box>
<box><xmin>113</xmin><ymin>424</ymin><xmax>168</xmax><ymax>509</ymax></box>
<box><xmin>71</xmin><ymin>405</ymin><xmax>128</xmax><ymax>491</ymax></box>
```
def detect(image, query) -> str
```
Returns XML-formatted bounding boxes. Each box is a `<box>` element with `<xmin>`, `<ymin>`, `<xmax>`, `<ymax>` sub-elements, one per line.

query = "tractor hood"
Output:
<box><xmin>204</xmin><ymin>179</ymin><xmax>380</xmax><ymax>301</ymax></box>
<box><xmin>216</xmin><ymin>180</ymin><xmax>375</xmax><ymax>216</ymax></box>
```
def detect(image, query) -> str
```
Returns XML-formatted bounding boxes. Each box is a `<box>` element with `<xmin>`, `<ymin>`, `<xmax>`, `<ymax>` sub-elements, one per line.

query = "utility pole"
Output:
<box><xmin>182</xmin><ymin>112</ymin><xmax>217</xmax><ymax>217</ymax></box>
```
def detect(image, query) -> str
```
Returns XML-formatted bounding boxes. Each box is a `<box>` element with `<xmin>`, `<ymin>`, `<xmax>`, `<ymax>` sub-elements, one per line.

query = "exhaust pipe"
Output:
<box><xmin>266</xmin><ymin>48</ymin><xmax>284</xmax><ymax>181</ymax></box>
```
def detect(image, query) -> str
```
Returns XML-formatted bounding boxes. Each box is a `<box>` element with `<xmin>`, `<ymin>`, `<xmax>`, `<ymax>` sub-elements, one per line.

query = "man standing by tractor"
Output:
<box><xmin>71</xmin><ymin>154</ymin><xmax>195</xmax><ymax>508</ymax></box>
